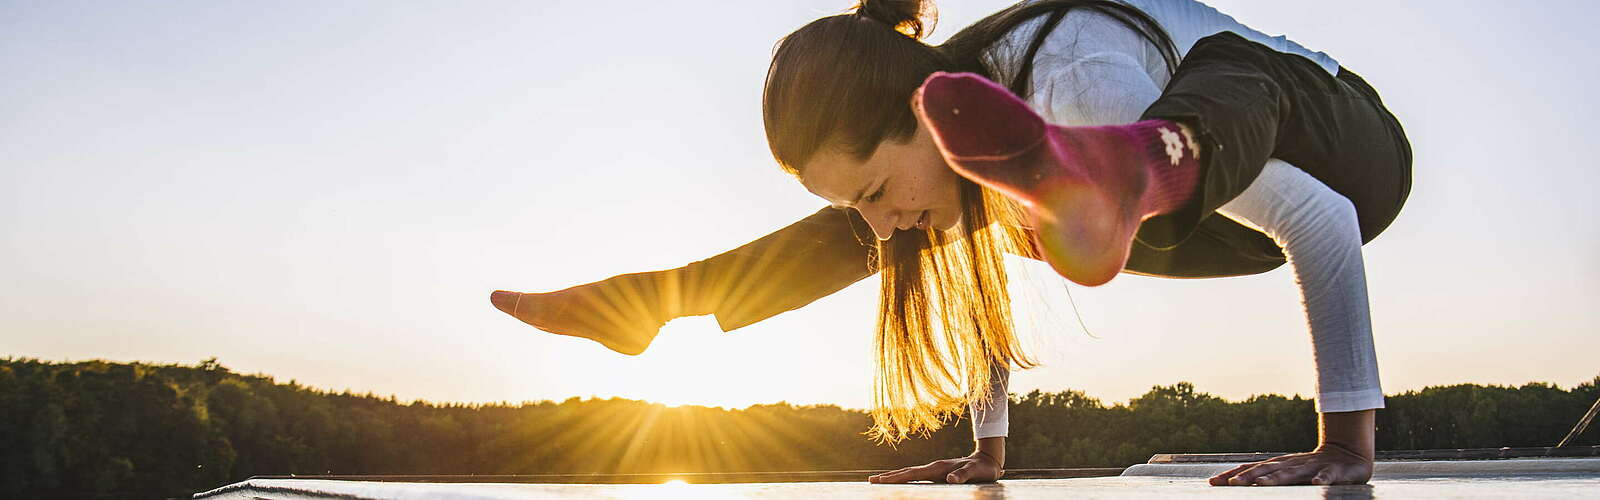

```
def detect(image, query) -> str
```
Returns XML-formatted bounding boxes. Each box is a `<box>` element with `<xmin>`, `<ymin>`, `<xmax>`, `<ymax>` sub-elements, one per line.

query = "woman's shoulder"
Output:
<box><xmin>981</xmin><ymin>1</ymin><xmax>1161</xmax><ymax>87</ymax></box>
<box><xmin>979</xmin><ymin>0</ymin><xmax>1171</xmax><ymax>89</ymax></box>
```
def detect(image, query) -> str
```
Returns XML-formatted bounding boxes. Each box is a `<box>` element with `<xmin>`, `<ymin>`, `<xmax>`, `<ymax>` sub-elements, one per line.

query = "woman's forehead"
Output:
<box><xmin>800</xmin><ymin>148</ymin><xmax>876</xmax><ymax>207</ymax></box>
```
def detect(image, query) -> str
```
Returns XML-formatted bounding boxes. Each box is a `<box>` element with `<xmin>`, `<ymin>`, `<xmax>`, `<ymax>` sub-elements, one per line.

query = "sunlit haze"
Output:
<box><xmin>3</xmin><ymin>1</ymin><xmax>1596</xmax><ymax>412</ymax></box>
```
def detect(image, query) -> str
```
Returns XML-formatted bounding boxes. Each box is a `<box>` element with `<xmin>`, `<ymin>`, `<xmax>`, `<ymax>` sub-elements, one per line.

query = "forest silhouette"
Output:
<box><xmin>1</xmin><ymin>357</ymin><xmax>1594</xmax><ymax>499</ymax></box>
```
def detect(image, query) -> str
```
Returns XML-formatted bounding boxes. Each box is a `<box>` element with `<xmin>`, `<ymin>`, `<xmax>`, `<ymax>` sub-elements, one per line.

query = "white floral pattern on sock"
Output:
<box><xmin>1158</xmin><ymin>126</ymin><xmax>1185</xmax><ymax>166</ymax></box>
<box><xmin>1178</xmin><ymin>125</ymin><xmax>1199</xmax><ymax>160</ymax></box>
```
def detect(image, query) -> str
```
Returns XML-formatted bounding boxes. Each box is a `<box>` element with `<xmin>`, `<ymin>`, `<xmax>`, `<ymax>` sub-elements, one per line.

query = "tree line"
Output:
<box><xmin>1</xmin><ymin>356</ymin><xmax>1594</xmax><ymax>499</ymax></box>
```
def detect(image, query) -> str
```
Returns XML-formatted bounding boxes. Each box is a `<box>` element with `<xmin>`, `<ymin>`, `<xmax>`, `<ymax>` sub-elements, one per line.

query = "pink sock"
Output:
<box><xmin>914</xmin><ymin>72</ymin><xmax>1200</xmax><ymax>286</ymax></box>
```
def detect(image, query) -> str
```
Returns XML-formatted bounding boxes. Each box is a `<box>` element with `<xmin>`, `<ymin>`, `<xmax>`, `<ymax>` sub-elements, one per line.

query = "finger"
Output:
<box><xmin>898</xmin><ymin>461</ymin><xmax>962</xmax><ymax>484</ymax></box>
<box><xmin>1208</xmin><ymin>463</ymin><xmax>1255</xmax><ymax>485</ymax></box>
<box><xmin>871</xmin><ymin>472</ymin><xmax>906</xmax><ymax>484</ymax></box>
<box><xmin>911</xmin><ymin>462</ymin><xmax>959</xmax><ymax>483</ymax></box>
<box><xmin>1253</xmin><ymin>464</ymin><xmax>1316</xmax><ymax>486</ymax></box>
<box><xmin>869</xmin><ymin>466</ymin><xmax>912</xmax><ymax>483</ymax></box>
<box><xmin>873</xmin><ymin>466</ymin><xmax>932</xmax><ymax>484</ymax></box>
<box><xmin>946</xmin><ymin>462</ymin><xmax>979</xmax><ymax>484</ymax></box>
<box><xmin>1253</xmin><ymin>469</ymin><xmax>1289</xmax><ymax>486</ymax></box>
<box><xmin>870</xmin><ymin>466</ymin><xmax>917</xmax><ymax>483</ymax></box>
<box><xmin>874</xmin><ymin>470</ymin><xmax>922</xmax><ymax>484</ymax></box>
<box><xmin>1227</xmin><ymin>462</ymin><xmax>1282</xmax><ymax>486</ymax></box>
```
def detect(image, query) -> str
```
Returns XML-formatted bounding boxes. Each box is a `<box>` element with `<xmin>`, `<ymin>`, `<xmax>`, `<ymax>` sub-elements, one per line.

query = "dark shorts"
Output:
<box><xmin>1125</xmin><ymin>31</ymin><xmax>1414</xmax><ymax>278</ymax></box>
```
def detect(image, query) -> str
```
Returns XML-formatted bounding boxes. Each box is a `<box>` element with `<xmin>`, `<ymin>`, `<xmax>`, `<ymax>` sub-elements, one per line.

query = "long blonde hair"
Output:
<box><xmin>867</xmin><ymin>179</ymin><xmax>1040</xmax><ymax>443</ymax></box>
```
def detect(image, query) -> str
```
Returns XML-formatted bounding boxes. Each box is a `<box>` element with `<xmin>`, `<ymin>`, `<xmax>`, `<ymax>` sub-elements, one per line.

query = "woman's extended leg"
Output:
<box><xmin>490</xmin><ymin>206</ymin><xmax>878</xmax><ymax>355</ymax></box>
<box><xmin>914</xmin><ymin>73</ymin><xmax>1203</xmax><ymax>286</ymax></box>
<box><xmin>914</xmin><ymin>31</ymin><xmax>1410</xmax><ymax>286</ymax></box>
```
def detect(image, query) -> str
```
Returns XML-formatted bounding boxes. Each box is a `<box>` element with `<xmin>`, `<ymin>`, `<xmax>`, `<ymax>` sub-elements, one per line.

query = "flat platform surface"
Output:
<box><xmin>194</xmin><ymin>475</ymin><xmax>1600</xmax><ymax>500</ymax></box>
<box><xmin>195</xmin><ymin>459</ymin><xmax>1600</xmax><ymax>500</ymax></box>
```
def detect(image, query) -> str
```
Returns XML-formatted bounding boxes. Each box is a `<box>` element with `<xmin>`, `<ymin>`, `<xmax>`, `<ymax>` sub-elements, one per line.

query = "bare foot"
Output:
<box><xmin>490</xmin><ymin>273</ymin><xmax>673</xmax><ymax>355</ymax></box>
<box><xmin>1208</xmin><ymin>444</ymin><xmax>1374</xmax><ymax>486</ymax></box>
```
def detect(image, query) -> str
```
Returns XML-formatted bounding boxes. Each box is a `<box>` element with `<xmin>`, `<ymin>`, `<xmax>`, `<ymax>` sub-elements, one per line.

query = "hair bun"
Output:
<box><xmin>854</xmin><ymin>0</ymin><xmax>937</xmax><ymax>40</ymax></box>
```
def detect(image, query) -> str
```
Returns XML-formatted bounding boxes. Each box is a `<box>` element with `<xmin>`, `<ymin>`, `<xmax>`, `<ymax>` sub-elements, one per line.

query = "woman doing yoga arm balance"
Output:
<box><xmin>490</xmin><ymin>0</ymin><xmax>1411</xmax><ymax>487</ymax></box>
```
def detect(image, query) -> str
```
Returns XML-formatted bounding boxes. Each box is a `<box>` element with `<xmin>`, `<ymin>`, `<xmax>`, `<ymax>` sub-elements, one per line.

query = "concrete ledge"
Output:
<box><xmin>193</xmin><ymin>474</ymin><xmax>1600</xmax><ymax>500</ymax></box>
<box><xmin>1123</xmin><ymin>457</ymin><xmax>1600</xmax><ymax>478</ymax></box>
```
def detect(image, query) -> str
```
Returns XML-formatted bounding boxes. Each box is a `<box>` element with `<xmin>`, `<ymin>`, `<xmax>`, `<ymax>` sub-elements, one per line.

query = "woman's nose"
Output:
<box><xmin>860</xmin><ymin>208</ymin><xmax>899</xmax><ymax>241</ymax></box>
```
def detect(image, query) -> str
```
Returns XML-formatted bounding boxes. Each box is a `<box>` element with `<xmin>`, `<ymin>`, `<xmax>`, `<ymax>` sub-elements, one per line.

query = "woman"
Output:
<box><xmin>491</xmin><ymin>0</ymin><xmax>1410</xmax><ymax>487</ymax></box>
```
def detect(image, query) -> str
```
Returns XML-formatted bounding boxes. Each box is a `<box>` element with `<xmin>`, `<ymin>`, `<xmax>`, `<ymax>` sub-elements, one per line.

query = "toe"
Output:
<box><xmin>917</xmin><ymin>72</ymin><xmax>1044</xmax><ymax>160</ymax></box>
<box><xmin>491</xmin><ymin>290</ymin><xmax>521</xmax><ymax>316</ymax></box>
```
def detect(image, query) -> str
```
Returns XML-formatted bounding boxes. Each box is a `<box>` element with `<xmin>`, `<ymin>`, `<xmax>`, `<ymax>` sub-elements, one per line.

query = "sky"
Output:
<box><xmin>3</xmin><ymin>1</ymin><xmax>1597</xmax><ymax>413</ymax></box>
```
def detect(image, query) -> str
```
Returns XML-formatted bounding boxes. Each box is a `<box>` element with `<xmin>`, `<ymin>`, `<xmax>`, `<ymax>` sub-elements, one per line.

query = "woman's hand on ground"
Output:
<box><xmin>1207</xmin><ymin>443</ymin><xmax>1374</xmax><ymax>486</ymax></box>
<box><xmin>868</xmin><ymin>452</ymin><xmax>1003</xmax><ymax>484</ymax></box>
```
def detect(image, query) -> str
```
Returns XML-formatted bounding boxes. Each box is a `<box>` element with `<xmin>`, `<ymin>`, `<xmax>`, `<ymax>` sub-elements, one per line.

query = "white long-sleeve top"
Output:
<box><xmin>968</xmin><ymin>0</ymin><xmax>1384</xmax><ymax>440</ymax></box>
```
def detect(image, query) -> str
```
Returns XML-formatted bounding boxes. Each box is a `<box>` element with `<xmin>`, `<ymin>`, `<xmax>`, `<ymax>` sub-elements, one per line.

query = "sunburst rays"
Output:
<box><xmin>503</xmin><ymin>398</ymin><xmax>843</xmax><ymax>476</ymax></box>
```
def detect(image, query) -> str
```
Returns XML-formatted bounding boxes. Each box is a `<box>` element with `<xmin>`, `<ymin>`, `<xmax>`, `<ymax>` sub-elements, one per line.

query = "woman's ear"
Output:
<box><xmin>909</xmin><ymin>87</ymin><xmax>930</xmax><ymax>129</ymax></box>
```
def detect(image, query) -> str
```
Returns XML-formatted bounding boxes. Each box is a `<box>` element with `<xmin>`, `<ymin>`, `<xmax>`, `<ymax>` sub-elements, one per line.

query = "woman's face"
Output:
<box><xmin>799</xmin><ymin>120</ymin><xmax>964</xmax><ymax>240</ymax></box>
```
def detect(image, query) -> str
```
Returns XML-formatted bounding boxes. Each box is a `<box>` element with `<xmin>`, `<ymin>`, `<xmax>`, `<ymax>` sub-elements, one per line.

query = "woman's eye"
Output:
<box><xmin>865</xmin><ymin>186</ymin><xmax>886</xmax><ymax>203</ymax></box>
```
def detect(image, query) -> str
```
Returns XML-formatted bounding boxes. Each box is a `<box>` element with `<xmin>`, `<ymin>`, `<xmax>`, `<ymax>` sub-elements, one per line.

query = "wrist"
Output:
<box><xmin>1317</xmin><ymin>409</ymin><xmax>1376</xmax><ymax>461</ymax></box>
<box><xmin>974</xmin><ymin>436</ymin><xmax>1005</xmax><ymax>468</ymax></box>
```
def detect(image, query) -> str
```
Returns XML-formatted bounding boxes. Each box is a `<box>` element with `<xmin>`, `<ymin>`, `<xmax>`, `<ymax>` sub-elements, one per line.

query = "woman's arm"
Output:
<box><xmin>971</xmin><ymin>362</ymin><xmax>1011</xmax><ymax>445</ymax></box>
<box><xmin>972</xmin><ymin>364</ymin><xmax>1011</xmax><ymax>471</ymax></box>
<box><xmin>1214</xmin><ymin>159</ymin><xmax>1384</xmax><ymax>415</ymax></box>
<box><xmin>869</xmin><ymin>363</ymin><xmax>1009</xmax><ymax>484</ymax></box>
<box><xmin>1207</xmin><ymin>159</ymin><xmax>1381</xmax><ymax>485</ymax></box>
